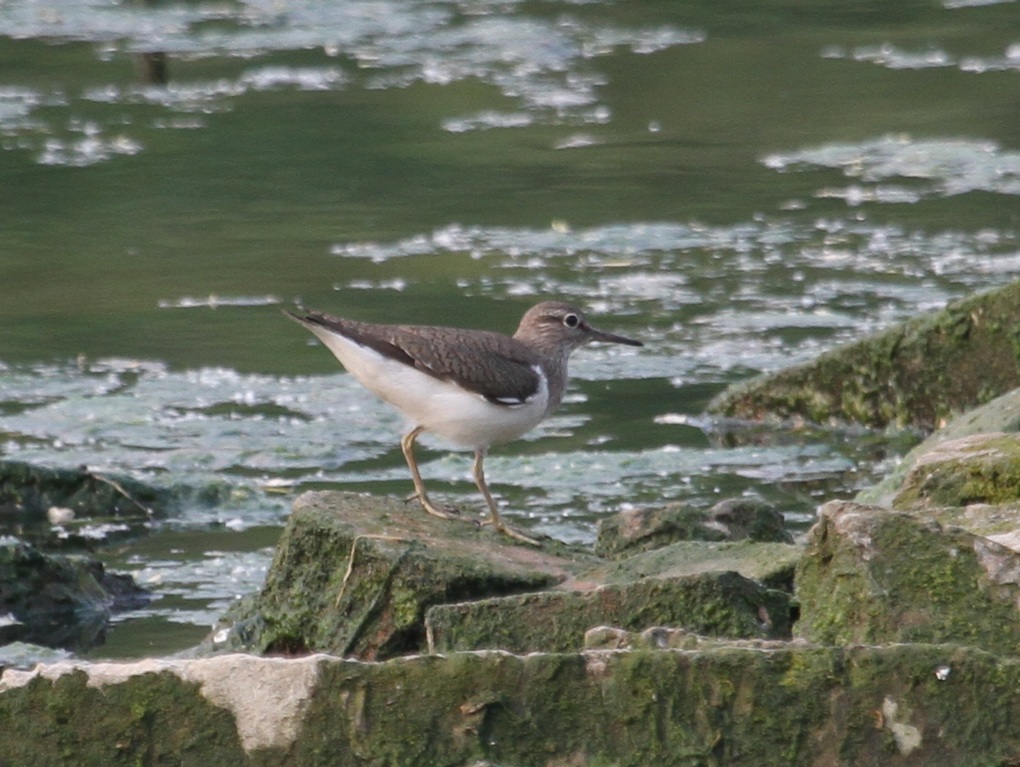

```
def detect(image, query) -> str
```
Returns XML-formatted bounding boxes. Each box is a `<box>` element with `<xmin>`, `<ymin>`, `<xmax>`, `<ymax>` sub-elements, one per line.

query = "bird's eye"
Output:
<box><xmin>563</xmin><ymin>313</ymin><xmax>581</xmax><ymax>329</ymax></box>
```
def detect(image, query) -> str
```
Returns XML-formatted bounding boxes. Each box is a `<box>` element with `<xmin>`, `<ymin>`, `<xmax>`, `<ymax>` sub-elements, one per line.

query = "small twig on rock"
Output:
<box><xmin>335</xmin><ymin>534</ymin><xmax>411</xmax><ymax>607</ymax></box>
<box><xmin>83</xmin><ymin>467</ymin><xmax>153</xmax><ymax>517</ymax></box>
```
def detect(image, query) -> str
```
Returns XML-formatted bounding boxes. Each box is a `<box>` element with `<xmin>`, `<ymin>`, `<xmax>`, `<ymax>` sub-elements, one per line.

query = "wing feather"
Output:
<box><xmin>288</xmin><ymin>311</ymin><xmax>542</xmax><ymax>406</ymax></box>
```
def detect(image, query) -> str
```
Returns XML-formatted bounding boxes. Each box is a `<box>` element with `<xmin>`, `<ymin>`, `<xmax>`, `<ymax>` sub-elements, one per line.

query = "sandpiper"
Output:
<box><xmin>285</xmin><ymin>301</ymin><xmax>642</xmax><ymax>544</ymax></box>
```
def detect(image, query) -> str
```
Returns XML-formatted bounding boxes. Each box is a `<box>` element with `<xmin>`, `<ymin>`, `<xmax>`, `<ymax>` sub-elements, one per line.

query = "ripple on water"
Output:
<box><xmin>825</xmin><ymin>38</ymin><xmax>1020</xmax><ymax>73</ymax></box>
<box><xmin>125</xmin><ymin>547</ymin><xmax>273</xmax><ymax>629</ymax></box>
<box><xmin>0</xmin><ymin>0</ymin><xmax>705</xmax><ymax>165</ymax></box>
<box><xmin>764</xmin><ymin>135</ymin><xmax>1020</xmax><ymax>199</ymax></box>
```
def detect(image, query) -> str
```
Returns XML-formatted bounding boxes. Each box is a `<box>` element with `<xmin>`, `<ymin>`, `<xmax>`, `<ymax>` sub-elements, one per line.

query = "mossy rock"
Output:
<box><xmin>708</xmin><ymin>280</ymin><xmax>1020</xmax><ymax>430</ymax></box>
<box><xmin>588</xmin><ymin>539</ymin><xmax>803</xmax><ymax>593</ymax></box>
<box><xmin>595</xmin><ymin>503</ymin><xmax>729</xmax><ymax>557</ymax></box>
<box><xmin>0</xmin><ymin>538</ymin><xmax>149</xmax><ymax>651</ymax></box>
<box><xmin>856</xmin><ymin>418</ymin><xmax>1020</xmax><ymax>540</ymax></box>
<box><xmin>215</xmin><ymin>491</ymin><xmax>598</xmax><ymax>659</ymax></box>
<box><xmin>0</xmin><ymin>460</ymin><xmax>245</xmax><ymax>549</ymax></box>
<box><xmin>706</xmin><ymin>497</ymin><xmax>794</xmax><ymax>543</ymax></box>
<box><xmin>426</xmin><ymin>570</ymin><xmax>794</xmax><ymax>654</ymax></box>
<box><xmin>212</xmin><ymin>491</ymin><xmax>803</xmax><ymax>661</ymax></box>
<box><xmin>795</xmin><ymin>500</ymin><xmax>1020</xmax><ymax>652</ymax></box>
<box><xmin>0</xmin><ymin>459</ymin><xmax>162</xmax><ymax>523</ymax></box>
<box><xmin>5</xmin><ymin>646</ymin><xmax>1020</xmax><ymax>766</ymax></box>
<box><xmin>923</xmin><ymin>386</ymin><xmax>1020</xmax><ymax>440</ymax></box>
<box><xmin>595</xmin><ymin>497</ymin><xmax>792</xmax><ymax>558</ymax></box>
<box><xmin>890</xmin><ymin>432</ymin><xmax>1020</xmax><ymax>510</ymax></box>
<box><xmin>859</xmin><ymin>389</ymin><xmax>1020</xmax><ymax>518</ymax></box>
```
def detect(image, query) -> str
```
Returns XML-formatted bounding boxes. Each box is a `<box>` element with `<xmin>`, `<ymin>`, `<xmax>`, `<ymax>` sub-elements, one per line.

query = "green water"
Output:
<box><xmin>2</xmin><ymin>0</ymin><xmax>1019</xmax><ymax>659</ymax></box>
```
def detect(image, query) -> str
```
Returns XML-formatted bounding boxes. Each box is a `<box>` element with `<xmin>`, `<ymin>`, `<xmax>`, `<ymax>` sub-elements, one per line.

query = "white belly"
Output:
<box><xmin>309</xmin><ymin>326</ymin><xmax>550</xmax><ymax>449</ymax></box>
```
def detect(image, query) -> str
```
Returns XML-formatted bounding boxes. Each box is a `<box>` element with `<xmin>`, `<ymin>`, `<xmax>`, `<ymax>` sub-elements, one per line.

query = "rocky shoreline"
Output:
<box><xmin>5</xmin><ymin>280</ymin><xmax>1020</xmax><ymax>765</ymax></box>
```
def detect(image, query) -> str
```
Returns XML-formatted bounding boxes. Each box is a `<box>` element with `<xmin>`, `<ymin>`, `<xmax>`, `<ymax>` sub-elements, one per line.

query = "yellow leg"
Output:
<box><xmin>473</xmin><ymin>449</ymin><xmax>541</xmax><ymax>546</ymax></box>
<box><xmin>400</xmin><ymin>426</ymin><xmax>459</xmax><ymax>519</ymax></box>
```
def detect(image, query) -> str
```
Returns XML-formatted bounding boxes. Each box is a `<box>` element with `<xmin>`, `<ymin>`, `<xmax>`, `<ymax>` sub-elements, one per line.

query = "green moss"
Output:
<box><xmin>429</xmin><ymin>572</ymin><xmax>794</xmax><ymax>654</ymax></box>
<box><xmin>780</xmin><ymin>646</ymin><xmax>843</xmax><ymax>692</ymax></box>
<box><xmin>796</xmin><ymin>504</ymin><xmax>1020</xmax><ymax>653</ymax></box>
<box><xmin>709</xmin><ymin>280</ymin><xmax>1020</xmax><ymax>431</ymax></box>
<box><xmin>588</xmin><ymin>539</ymin><xmax>802</xmax><ymax>588</ymax></box>
<box><xmin>892</xmin><ymin>434</ymin><xmax>1020</xmax><ymax>510</ymax></box>
<box><xmin>0</xmin><ymin>670</ymin><xmax>246</xmax><ymax>766</ymax></box>
<box><xmin>226</xmin><ymin>492</ymin><xmax>575</xmax><ymax>659</ymax></box>
<box><xmin>6</xmin><ymin>647</ymin><xmax>1020</xmax><ymax>765</ymax></box>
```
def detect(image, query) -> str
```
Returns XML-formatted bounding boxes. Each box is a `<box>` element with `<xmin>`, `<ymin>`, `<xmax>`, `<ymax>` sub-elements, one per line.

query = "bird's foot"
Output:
<box><xmin>404</xmin><ymin>491</ymin><xmax>462</xmax><ymax>521</ymax></box>
<box><xmin>481</xmin><ymin>518</ymin><xmax>542</xmax><ymax>547</ymax></box>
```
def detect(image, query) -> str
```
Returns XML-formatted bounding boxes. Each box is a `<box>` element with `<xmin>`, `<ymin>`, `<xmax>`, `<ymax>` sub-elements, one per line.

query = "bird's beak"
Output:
<box><xmin>585</xmin><ymin>324</ymin><xmax>644</xmax><ymax>347</ymax></box>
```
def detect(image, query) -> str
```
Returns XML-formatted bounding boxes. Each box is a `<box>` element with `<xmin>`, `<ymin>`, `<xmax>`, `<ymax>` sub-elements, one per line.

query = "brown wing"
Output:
<box><xmin>286</xmin><ymin>311</ymin><xmax>543</xmax><ymax>406</ymax></box>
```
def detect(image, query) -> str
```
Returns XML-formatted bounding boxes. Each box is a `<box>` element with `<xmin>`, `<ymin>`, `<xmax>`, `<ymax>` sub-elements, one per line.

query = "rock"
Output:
<box><xmin>588</xmin><ymin>539</ymin><xmax>802</xmax><ymax>592</ymax></box>
<box><xmin>595</xmin><ymin>497</ymin><xmax>792</xmax><ymax>558</ymax></box>
<box><xmin>0</xmin><ymin>537</ymin><xmax>149</xmax><ymax>651</ymax></box>
<box><xmin>889</xmin><ymin>432</ymin><xmax>1020</xmax><ymax>510</ymax></box>
<box><xmin>426</xmin><ymin>571</ymin><xmax>794</xmax><ymax>654</ymax></box>
<box><xmin>706</xmin><ymin>497</ymin><xmax>794</xmax><ymax>543</ymax></box>
<box><xmin>0</xmin><ymin>459</ymin><xmax>160</xmax><ymax>524</ymax></box>
<box><xmin>213</xmin><ymin>491</ymin><xmax>801</xmax><ymax>660</ymax></box>
<box><xmin>795</xmin><ymin>500</ymin><xmax>1020</xmax><ymax>652</ymax></box>
<box><xmin>707</xmin><ymin>279</ymin><xmax>1020</xmax><ymax>430</ymax></box>
<box><xmin>856</xmin><ymin>389</ymin><xmax>1020</xmax><ymax>516</ymax></box>
<box><xmin>0</xmin><ymin>459</ymin><xmax>244</xmax><ymax>548</ymax></box>
<box><xmin>855</xmin><ymin>397</ymin><xmax>1020</xmax><ymax>541</ymax></box>
<box><xmin>595</xmin><ymin>503</ymin><xmax>727</xmax><ymax>557</ymax></box>
<box><xmin>582</xmin><ymin>624</ymin><xmax>633</xmax><ymax>649</ymax></box>
<box><xmin>215</xmin><ymin>491</ymin><xmax>599</xmax><ymax>660</ymax></box>
<box><xmin>46</xmin><ymin>506</ymin><xmax>76</xmax><ymax>526</ymax></box>
<box><xmin>3</xmin><ymin>645</ymin><xmax>1020</xmax><ymax>766</ymax></box>
<box><xmin>928</xmin><ymin>386</ymin><xmax>1020</xmax><ymax>440</ymax></box>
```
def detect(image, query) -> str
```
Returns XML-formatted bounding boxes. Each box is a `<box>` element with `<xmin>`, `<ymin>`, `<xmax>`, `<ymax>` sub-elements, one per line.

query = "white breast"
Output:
<box><xmin>308</xmin><ymin>326</ymin><xmax>550</xmax><ymax>449</ymax></box>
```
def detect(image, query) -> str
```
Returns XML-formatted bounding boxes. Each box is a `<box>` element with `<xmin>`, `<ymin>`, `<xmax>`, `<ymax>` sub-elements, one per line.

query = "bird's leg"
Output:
<box><xmin>400</xmin><ymin>425</ymin><xmax>459</xmax><ymax>519</ymax></box>
<box><xmin>473</xmin><ymin>448</ymin><xmax>541</xmax><ymax>546</ymax></box>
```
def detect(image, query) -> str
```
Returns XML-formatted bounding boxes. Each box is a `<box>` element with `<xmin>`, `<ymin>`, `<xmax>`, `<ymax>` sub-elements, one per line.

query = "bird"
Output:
<box><xmin>284</xmin><ymin>301</ymin><xmax>643</xmax><ymax>544</ymax></box>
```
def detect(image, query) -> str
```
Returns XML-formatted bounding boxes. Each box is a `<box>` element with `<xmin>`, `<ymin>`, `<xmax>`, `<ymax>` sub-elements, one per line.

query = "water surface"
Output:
<box><xmin>1</xmin><ymin>0</ymin><xmax>1019</xmax><ymax>660</ymax></box>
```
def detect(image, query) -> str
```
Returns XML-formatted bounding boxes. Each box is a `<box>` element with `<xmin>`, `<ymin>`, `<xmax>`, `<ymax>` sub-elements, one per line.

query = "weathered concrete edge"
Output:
<box><xmin>0</xmin><ymin>653</ymin><xmax>330</xmax><ymax>753</ymax></box>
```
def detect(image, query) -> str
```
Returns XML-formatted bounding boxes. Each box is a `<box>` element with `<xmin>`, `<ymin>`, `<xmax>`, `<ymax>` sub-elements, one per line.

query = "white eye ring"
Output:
<box><xmin>563</xmin><ymin>313</ymin><xmax>581</xmax><ymax>329</ymax></box>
